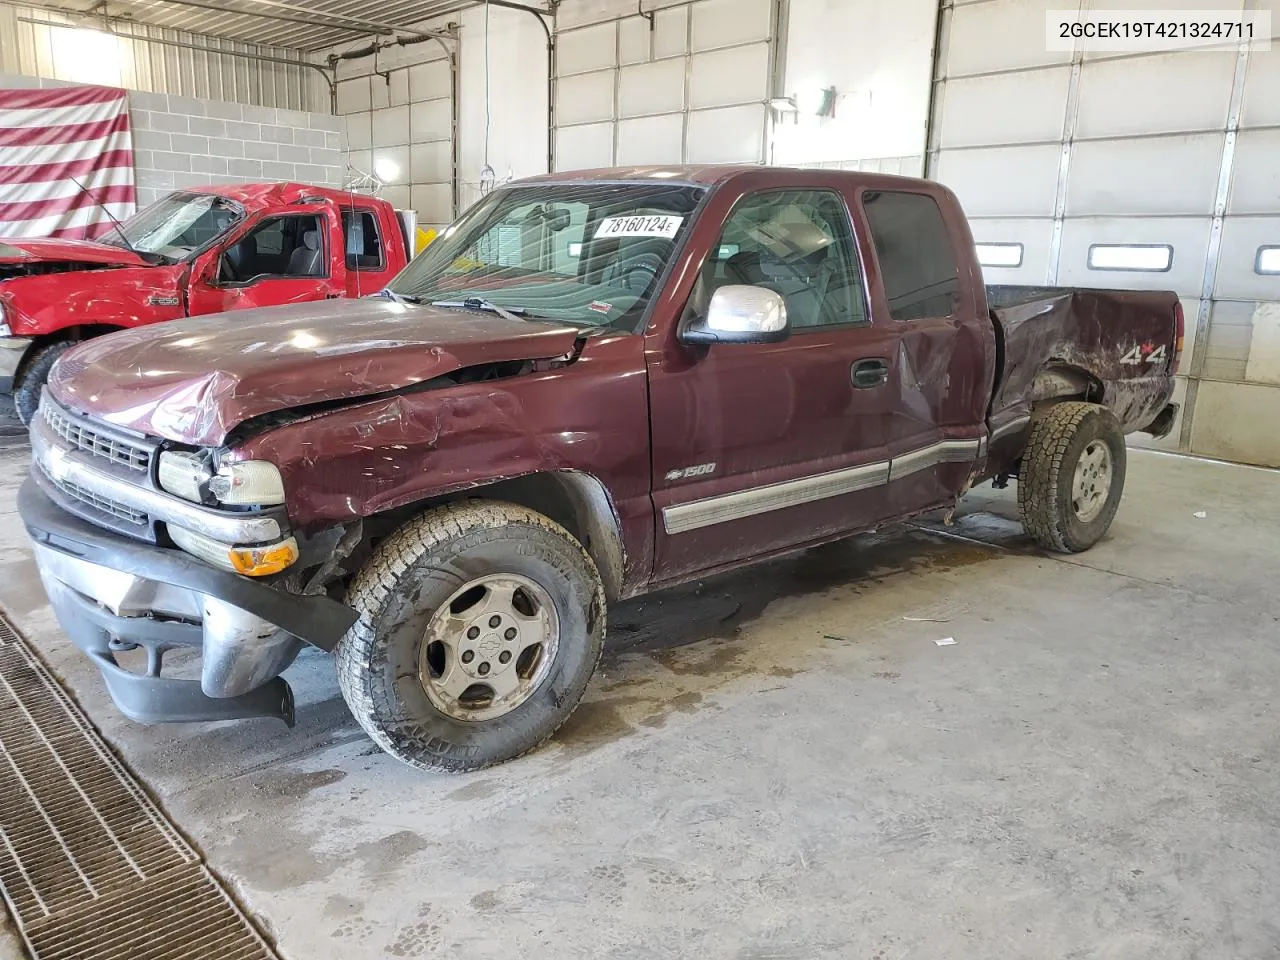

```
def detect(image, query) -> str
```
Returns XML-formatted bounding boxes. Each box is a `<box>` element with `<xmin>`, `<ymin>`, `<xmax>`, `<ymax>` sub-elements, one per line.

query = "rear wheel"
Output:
<box><xmin>1018</xmin><ymin>401</ymin><xmax>1126</xmax><ymax>553</ymax></box>
<box><xmin>13</xmin><ymin>341</ymin><xmax>72</xmax><ymax>426</ymax></box>
<box><xmin>336</xmin><ymin>501</ymin><xmax>606</xmax><ymax>773</ymax></box>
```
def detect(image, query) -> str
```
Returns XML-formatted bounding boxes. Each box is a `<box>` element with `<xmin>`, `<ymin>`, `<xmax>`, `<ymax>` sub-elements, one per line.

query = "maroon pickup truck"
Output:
<box><xmin>21</xmin><ymin>166</ymin><xmax>1180</xmax><ymax>772</ymax></box>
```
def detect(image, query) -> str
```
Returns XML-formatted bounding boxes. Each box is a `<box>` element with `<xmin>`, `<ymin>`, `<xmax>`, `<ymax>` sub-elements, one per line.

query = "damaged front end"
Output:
<box><xmin>21</xmin><ymin>393</ymin><xmax>358</xmax><ymax>726</ymax></box>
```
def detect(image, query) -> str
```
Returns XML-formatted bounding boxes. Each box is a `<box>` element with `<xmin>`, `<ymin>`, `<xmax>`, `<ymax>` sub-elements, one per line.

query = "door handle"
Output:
<box><xmin>851</xmin><ymin>359</ymin><xmax>889</xmax><ymax>388</ymax></box>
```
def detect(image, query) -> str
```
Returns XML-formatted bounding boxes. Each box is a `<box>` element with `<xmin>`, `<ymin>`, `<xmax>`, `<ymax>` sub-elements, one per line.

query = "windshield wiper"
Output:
<box><xmin>379</xmin><ymin>288</ymin><xmax>421</xmax><ymax>304</ymax></box>
<box><xmin>429</xmin><ymin>298</ymin><xmax>529</xmax><ymax>323</ymax></box>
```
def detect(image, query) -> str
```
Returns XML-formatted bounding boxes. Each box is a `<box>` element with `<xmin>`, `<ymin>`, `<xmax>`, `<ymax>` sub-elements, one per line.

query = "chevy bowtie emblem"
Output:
<box><xmin>44</xmin><ymin>445</ymin><xmax>69</xmax><ymax>483</ymax></box>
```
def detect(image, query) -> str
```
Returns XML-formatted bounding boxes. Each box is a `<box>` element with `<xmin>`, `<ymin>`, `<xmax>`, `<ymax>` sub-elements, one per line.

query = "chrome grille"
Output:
<box><xmin>41</xmin><ymin>401</ymin><xmax>152</xmax><ymax>472</ymax></box>
<box><xmin>53</xmin><ymin>477</ymin><xmax>148</xmax><ymax>527</ymax></box>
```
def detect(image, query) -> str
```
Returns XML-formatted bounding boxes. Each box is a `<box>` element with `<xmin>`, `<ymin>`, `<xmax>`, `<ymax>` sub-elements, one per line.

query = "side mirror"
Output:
<box><xmin>681</xmin><ymin>285</ymin><xmax>789</xmax><ymax>345</ymax></box>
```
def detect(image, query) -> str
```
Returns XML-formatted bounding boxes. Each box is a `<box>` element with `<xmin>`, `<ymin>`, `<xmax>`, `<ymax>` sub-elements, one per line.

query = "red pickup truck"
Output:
<box><xmin>21</xmin><ymin>166</ymin><xmax>1180</xmax><ymax>773</ymax></box>
<box><xmin>0</xmin><ymin>182</ymin><xmax>411</xmax><ymax>423</ymax></box>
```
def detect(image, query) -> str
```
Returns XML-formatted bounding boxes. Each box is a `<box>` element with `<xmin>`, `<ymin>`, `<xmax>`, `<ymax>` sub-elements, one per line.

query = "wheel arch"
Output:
<box><xmin>13</xmin><ymin>323</ymin><xmax>126</xmax><ymax>385</ymax></box>
<box><xmin>1028</xmin><ymin>364</ymin><xmax>1105</xmax><ymax>408</ymax></box>
<box><xmin>370</xmin><ymin>470</ymin><xmax>629</xmax><ymax>603</ymax></box>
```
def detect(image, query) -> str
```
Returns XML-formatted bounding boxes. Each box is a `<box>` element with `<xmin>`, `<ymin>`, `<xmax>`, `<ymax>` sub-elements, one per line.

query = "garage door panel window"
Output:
<box><xmin>1087</xmin><ymin>243</ymin><xmax>1174</xmax><ymax>272</ymax></box>
<box><xmin>976</xmin><ymin>242</ymin><xmax>1024</xmax><ymax>268</ymax></box>
<box><xmin>863</xmin><ymin>191</ymin><xmax>961</xmax><ymax>321</ymax></box>
<box><xmin>221</xmin><ymin>214</ymin><xmax>326</xmax><ymax>284</ymax></box>
<box><xmin>1256</xmin><ymin>246</ymin><xmax>1280</xmax><ymax>276</ymax></box>
<box><xmin>693</xmin><ymin>190</ymin><xmax>868</xmax><ymax>331</ymax></box>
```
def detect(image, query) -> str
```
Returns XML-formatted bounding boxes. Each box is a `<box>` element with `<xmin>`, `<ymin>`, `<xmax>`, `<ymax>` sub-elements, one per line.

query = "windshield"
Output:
<box><xmin>105</xmin><ymin>192</ymin><xmax>242</xmax><ymax>260</ymax></box>
<box><xmin>389</xmin><ymin>182</ymin><xmax>705</xmax><ymax>328</ymax></box>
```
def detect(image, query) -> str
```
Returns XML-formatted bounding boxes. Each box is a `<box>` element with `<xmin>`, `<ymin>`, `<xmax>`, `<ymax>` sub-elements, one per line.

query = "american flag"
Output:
<box><xmin>0</xmin><ymin>84</ymin><xmax>136</xmax><ymax>240</ymax></box>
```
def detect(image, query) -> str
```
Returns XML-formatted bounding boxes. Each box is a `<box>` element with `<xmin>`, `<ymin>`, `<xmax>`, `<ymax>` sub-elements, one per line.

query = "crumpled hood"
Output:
<box><xmin>48</xmin><ymin>298</ymin><xmax>583</xmax><ymax>446</ymax></box>
<box><xmin>0</xmin><ymin>237</ymin><xmax>149</xmax><ymax>268</ymax></box>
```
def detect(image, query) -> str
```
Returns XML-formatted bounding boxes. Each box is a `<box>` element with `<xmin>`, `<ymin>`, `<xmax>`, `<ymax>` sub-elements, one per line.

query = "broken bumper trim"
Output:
<box><xmin>1142</xmin><ymin>401</ymin><xmax>1179</xmax><ymax>440</ymax></box>
<box><xmin>20</xmin><ymin>477</ymin><xmax>357</xmax><ymax>725</ymax></box>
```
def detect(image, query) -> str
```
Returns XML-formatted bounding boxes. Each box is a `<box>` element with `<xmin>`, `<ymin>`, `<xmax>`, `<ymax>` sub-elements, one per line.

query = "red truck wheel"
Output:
<box><xmin>1018</xmin><ymin>401</ymin><xmax>1127</xmax><ymax>553</ymax></box>
<box><xmin>13</xmin><ymin>341</ymin><xmax>72</xmax><ymax>426</ymax></box>
<box><xmin>336</xmin><ymin>500</ymin><xmax>606</xmax><ymax>773</ymax></box>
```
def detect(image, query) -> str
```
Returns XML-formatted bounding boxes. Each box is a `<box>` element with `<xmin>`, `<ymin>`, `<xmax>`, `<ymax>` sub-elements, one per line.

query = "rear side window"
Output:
<box><xmin>342</xmin><ymin>209</ymin><xmax>384</xmax><ymax>271</ymax></box>
<box><xmin>862</xmin><ymin>190</ymin><xmax>960</xmax><ymax>321</ymax></box>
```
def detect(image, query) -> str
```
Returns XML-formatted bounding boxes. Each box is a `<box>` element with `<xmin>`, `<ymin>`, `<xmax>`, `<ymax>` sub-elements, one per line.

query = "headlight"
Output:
<box><xmin>157</xmin><ymin>450</ymin><xmax>211</xmax><ymax>502</ymax></box>
<box><xmin>0</xmin><ymin>299</ymin><xmax>10</xmax><ymax>337</ymax></box>
<box><xmin>208</xmin><ymin>460</ymin><xmax>286</xmax><ymax>505</ymax></box>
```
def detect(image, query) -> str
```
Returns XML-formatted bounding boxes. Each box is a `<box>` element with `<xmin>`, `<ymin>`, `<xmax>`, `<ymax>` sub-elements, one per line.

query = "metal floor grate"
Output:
<box><xmin>0</xmin><ymin>616</ymin><xmax>280</xmax><ymax>960</ymax></box>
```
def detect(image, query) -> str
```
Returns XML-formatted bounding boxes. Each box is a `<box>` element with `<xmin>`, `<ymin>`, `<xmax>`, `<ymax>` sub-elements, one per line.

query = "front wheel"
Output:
<box><xmin>336</xmin><ymin>501</ymin><xmax>606</xmax><ymax>773</ymax></box>
<box><xmin>1018</xmin><ymin>401</ymin><xmax>1126</xmax><ymax>553</ymax></box>
<box><xmin>13</xmin><ymin>341</ymin><xmax>72</xmax><ymax>426</ymax></box>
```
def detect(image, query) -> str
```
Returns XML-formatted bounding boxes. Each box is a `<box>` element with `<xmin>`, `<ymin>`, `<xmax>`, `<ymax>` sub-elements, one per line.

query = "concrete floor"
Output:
<box><xmin>1</xmin><ymin>417</ymin><xmax>1278</xmax><ymax>959</ymax></box>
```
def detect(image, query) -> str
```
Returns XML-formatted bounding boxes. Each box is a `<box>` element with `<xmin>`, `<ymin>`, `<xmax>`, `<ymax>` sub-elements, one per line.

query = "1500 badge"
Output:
<box><xmin>665</xmin><ymin>463</ymin><xmax>717</xmax><ymax>481</ymax></box>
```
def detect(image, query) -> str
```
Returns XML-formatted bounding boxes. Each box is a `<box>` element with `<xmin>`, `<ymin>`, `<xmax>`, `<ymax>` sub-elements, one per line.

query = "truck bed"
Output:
<box><xmin>986</xmin><ymin>284</ymin><xmax>1180</xmax><ymax>440</ymax></box>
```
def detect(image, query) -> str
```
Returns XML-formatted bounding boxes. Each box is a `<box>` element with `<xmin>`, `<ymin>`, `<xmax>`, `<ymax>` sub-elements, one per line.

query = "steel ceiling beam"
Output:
<box><xmin>114</xmin><ymin>0</ymin><xmax>452</xmax><ymax>38</ymax></box>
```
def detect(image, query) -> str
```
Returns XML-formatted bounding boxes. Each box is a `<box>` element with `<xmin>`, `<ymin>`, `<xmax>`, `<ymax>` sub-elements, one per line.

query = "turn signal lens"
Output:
<box><xmin>229</xmin><ymin>539</ymin><xmax>299</xmax><ymax>577</ymax></box>
<box><xmin>170</xmin><ymin>526</ymin><xmax>298</xmax><ymax>576</ymax></box>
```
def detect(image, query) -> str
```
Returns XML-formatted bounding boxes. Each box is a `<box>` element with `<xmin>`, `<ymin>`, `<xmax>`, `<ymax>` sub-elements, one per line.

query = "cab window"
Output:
<box><xmin>220</xmin><ymin>214</ymin><xmax>326</xmax><ymax>283</ymax></box>
<box><xmin>691</xmin><ymin>190</ymin><xmax>867</xmax><ymax>330</ymax></box>
<box><xmin>342</xmin><ymin>209</ymin><xmax>385</xmax><ymax>271</ymax></box>
<box><xmin>861</xmin><ymin>190</ymin><xmax>960</xmax><ymax>321</ymax></box>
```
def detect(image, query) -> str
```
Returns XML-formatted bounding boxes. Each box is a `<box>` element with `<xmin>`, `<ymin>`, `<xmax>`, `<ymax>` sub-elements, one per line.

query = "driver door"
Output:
<box><xmin>187</xmin><ymin>204</ymin><xmax>347</xmax><ymax>315</ymax></box>
<box><xmin>648</xmin><ymin>185</ymin><xmax>905</xmax><ymax>582</ymax></box>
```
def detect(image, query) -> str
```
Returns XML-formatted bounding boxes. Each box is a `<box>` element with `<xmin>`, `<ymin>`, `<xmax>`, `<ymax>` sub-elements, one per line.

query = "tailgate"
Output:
<box><xmin>988</xmin><ymin>285</ymin><xmax>1180</xmax><ymax>432</ymax></box>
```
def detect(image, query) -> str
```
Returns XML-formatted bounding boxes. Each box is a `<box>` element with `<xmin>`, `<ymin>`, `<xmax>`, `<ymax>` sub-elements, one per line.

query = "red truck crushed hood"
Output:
<box><xmin>48</xmin><ymin>298</ymin><xmax>584</xmax><ymax>446</ymax></box>
<box><xmin>0</xmin><ymin>237</ymin><xmax>150</xmax><ymax>268</ymax></box>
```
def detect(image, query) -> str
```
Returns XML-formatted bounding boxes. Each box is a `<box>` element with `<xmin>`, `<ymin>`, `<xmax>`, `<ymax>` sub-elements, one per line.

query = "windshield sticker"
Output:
<box><xmin>588</xmin><ymin>301</ymin><xmax>613</xmax><ymax>314</ymax></box>
<box><xmin>594</xmin><ymin>215</ymin><xmax>684</xmax><ymax>240</ymax></box>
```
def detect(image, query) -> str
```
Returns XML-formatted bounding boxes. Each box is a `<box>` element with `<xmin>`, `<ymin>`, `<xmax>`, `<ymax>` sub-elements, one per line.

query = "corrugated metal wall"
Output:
<box><xmin>0</xmin><ymin>4</ymin><xmax>315</xmax><ymax>110</ymax></box>
<box><xmin>930</xmin><ymin>0</ymin><xmax>1280</xmax><ymax>468</ymax></box>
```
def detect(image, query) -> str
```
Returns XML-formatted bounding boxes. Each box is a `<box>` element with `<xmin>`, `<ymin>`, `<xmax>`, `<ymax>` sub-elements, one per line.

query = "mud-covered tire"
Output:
<box><xmin>1018</xmin><ymin>401</ymin><xmax>1126</xmax><ymax>553</ymax></box>
<box><xmin>13</xmin><ymin>341</ymin><xmax>72</xmax><ymax>426</ymax></box>
<box><xmin>336</xmin><ymin>500</ymin><xmax>606</xmax><ymax>773</ymax></box>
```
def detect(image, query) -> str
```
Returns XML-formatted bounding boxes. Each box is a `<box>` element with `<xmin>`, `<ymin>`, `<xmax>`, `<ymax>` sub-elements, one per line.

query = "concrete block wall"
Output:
<box><xmin>128</xmin><ymin>90</ymin><xmax>344</xmax><ymax>207</ymax></box>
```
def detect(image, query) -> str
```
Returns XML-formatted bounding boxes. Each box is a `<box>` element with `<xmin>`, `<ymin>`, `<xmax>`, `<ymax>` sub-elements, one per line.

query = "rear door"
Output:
<box><xmin>339</xmin><ymin>205</ymin><xmax>405</xmax><ymax>296</ymax></box>
<box><xmin>855</xmin><ymin>186</ymin><xmax>995</xmax><ymax>516</ymax></box>
<box><xmin>187</xmin><ymin>204</ymin><xmax>347</xmax><ymax>315</ymax></box>
<box><xmin>647</xmin><ymin>182</ymin><xmax>904</xmax><ymax>582</ymax></box>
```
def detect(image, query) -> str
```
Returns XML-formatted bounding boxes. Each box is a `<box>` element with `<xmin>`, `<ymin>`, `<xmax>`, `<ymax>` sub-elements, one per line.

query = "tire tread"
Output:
<box><xmin>336</xmin><ymin>500</ymin><xmax>605</xmax><ymax>773</ymax></box>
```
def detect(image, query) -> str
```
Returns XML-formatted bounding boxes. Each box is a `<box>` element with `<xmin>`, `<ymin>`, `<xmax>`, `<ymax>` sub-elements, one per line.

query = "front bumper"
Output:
<box><xmin>21</xmin><ymin>477</ymin><xmax>357</xmax><ymax>725</ymax></box>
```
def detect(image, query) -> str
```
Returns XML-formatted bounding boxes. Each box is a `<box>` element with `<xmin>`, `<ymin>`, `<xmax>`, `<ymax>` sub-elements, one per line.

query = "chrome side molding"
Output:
<box><xmin>663</xmin><ymin>436</ymin><xmax>985</xmax><ymax>535</ymax></box>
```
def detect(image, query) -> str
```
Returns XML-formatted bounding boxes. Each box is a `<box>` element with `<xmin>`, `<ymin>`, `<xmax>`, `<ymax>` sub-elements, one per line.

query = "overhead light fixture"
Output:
<box><xmin>373</xmin><ymin>156</ymin><xmax>400</xmax><ymax>183</ymax></box>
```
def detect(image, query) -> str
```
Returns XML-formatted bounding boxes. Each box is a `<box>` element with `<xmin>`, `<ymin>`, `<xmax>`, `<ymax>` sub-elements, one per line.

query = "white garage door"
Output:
<box><xmin>929</xmin><ymin>0</ymin><xmax>1280</xmax><ymax>466</ymax></box>
<box><xmin>335</xmin><ymin>52</ymin><xmax>455</xmax><ymax>233</ymax></box>
<box><xmin>553</xmin><ymin>0</ymin><xmax>780</xmax><ymax>171</ymax></box>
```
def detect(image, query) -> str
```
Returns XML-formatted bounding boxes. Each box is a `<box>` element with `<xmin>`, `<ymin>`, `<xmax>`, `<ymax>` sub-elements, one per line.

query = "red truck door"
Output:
<box><xmin>186</xmin><ymin>204</ymin><xmax>348</xmax><ymax>315</ymax></box>
<box><xmin>646</xmin><ymin>183</ymin><xmax>906</xmax><ymax>582</ymax></box>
